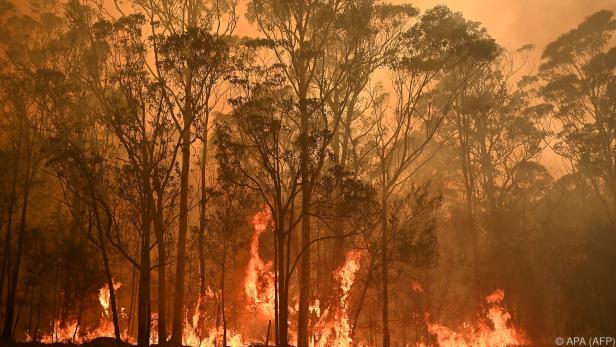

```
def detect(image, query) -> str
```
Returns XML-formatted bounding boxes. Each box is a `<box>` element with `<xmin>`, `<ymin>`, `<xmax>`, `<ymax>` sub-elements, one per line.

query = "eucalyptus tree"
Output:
<box><xmin>0</xmin><ymin>2</ymin><xmax>66</xmax><ymax>338</ymax></box>
<box><xmin>67</xmin><ymin>7</ymin><xmax>179</xmax><ymax>345</ymax></box>
<box><xmin>437</xmin><ymin>45</ymin><xmax>549</xmax><ymax>305</ymax></box>
<box><xmin>315</xmin><ymin>2</ymin><xmax>417</xmax><ymax>303</ymax></box>
<box><xmin>131</xmin><ymin>1</ymin><xmax>237</xmax><ymax>340</ymax></box>
<box><xmin>245</xmin><ymin>2</ymin><xmax>419</xmax><ymax>343</ymax></box>
<box><xmin>540</xmin><ymin>10</ymin><xmax>616</xmax><ymax>224</ymax></box>
<box><xmin>368</xmin><ymin>6</ymin><xmax>499</xmax><ymax>346</ymax></box>
<box><xmin>217</xmin><ymin>53</ymin><xmax>301</xmax><ymax>346</ymax></box>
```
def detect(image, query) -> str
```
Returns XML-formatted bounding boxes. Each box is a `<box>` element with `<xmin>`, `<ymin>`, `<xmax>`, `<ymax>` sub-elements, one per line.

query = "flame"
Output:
<box><xmin>312</xmin><ymin>250</ymin><xmax>362</xmax><ymax>347</ymax></box>
<box><xmin>26</xmin><ymin>208</ymin><xmax>528</xmax><ymax>347</ymax></box>
<box><xmin>41</xmin><ymin>318</ymin><xmax>81</xmax><ymax>343</ymax></box>
<box><xmin>182</xmin><ymin>302</ymin><xmax>201</xmax><ymax>347</ymax></box>
<box><xmin>150</xmin><ymin>313</ymin><xmax>159</xmax><ymax>345</ymax></box>
<box><xmin>99</xmin><ymin>281</ymin><xmax>122</xmax><ymax>317</ymax></box>
<box><xmin>177</xmin><ymin>293</ymin><xmax>245</xmax><ymax>347</ymax></box>
<box><xmin>422</xmin><ymin>289</ymin><xmax>527</xmax><ymax>347</ymax></box>
<box><xmin>310</xmin><ymin>299</ymin><xmax>322</xmax><ymax>318</ymax></box>
<box><xmin>244</xmin><ymin>207</ymin><xmax>276</xmax><ymax>319</ymax></box>
<box><xmin>39</xmin><ymin>281</ymin><xmax>125</xmax><ymax>344</ymax></box>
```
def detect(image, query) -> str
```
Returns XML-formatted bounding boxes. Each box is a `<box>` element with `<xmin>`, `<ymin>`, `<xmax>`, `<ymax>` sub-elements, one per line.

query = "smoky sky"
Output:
<box><xmin>233</xmin><ymin>0</ymin><xmax>616</xmax><ymax>53</ymax></box>
<box><xmin>407</xmin><ymin>0</ymin><xmax>616</xmax><ymax>51</ymax></box>
<box><xmin>13</xmin><ymin>0</ymin><xmax>616</xmax><ymax>54</ymax></box>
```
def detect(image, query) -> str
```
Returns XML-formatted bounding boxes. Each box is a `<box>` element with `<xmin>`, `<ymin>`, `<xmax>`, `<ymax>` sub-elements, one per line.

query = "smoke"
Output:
<box><xmin>400</xmin><ymin>0</ymin><xmax>616</xmax><ymax>52</ymax></box>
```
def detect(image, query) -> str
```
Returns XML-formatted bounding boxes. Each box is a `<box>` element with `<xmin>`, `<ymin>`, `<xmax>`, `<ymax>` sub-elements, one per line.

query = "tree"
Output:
<box><xmin>368</xmin><ymin>6</ymin><xmax>499</xmax><ymax>346</ymax></box>
<box><xmin>540</xmin><ymin>10</ymin><xmax>616</xmax><ymax>224</ymax></box>
<box><xmin>70</xmin><ymin>9</ymin><xmax>179</xmax><ymax>345</ymax></box>
<box><xmin>439</xmin><ymin>47</ymin><xmax>548</xmax><ymax>304</ymax></box>
<box><xmin>246</xmin><ymin>1</ymin><xmax>407</xmax><ymax>343</ymax></box>
<box><xmin>0</xmin><ymin>5</ymin><xmax>63</xmax><ymax>337</ymax></box>
<box><xmin>218</xmin><ymin>56</ymin><xmax>300</xmax><ymax>346</ymax></box>
<box><xmin>133</xmin><ymin>1</ymin><xmax>237</xmax><ymax>340</ymax></box>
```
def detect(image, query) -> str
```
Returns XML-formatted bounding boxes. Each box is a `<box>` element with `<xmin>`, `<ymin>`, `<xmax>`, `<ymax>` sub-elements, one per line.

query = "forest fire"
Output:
<box><xmin>25</xmin><ymin>210</ymin><xmax>529</xmax><ymax>347</ymax></box>
<box><xmin>38</xmin><ymin>283</ymin><xmax>126</xmax><ymax>344</ymax></box>
<box><xmin>422</xmin><ymin>289</ymin><xmax>527</xmax><ymax>347</ymax></box>
<box><xmin>99</xmin><ymin>282</ymin><xmax>122</xmax><ymax>318</ymax></box>
<box><xmin>1</xmin><ymin>0</ymin><xmax>614</xmax><ymax>346</ymax></box>
<box><xmin>245</xmin><ymin>208</ymin><xmax>276</xmax><ymax>319</ymax></box>
<box><xmin>312</xmin><ymin>250</ymin><xmax>362</xmax><ymax>347</ymax></box>
<box><xmin>36</xmin><ymin>284</ymin><xmax>246</xmax><ymax>347</ymax></box>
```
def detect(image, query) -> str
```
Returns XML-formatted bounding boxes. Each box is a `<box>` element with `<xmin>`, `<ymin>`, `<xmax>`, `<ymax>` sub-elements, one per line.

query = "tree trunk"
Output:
<box><xmin>153</xmin><ymin>194</ymin><xmax>167</xmax><ymax>343</ymax></box>
<box><xmin>458</xmin><ymin>123</ymin><xmax>482</xmax><ymax>309</ymax></box>
<box><xmin>297</xmin><ymin>95</ymin><xmax>311</xmax><ymax>347</ymax></box>
<box><xmin>220</xmin><ymin>236</ymin><xmax>227</xmax><ymax>347</ymax></box>
<box><xmin>3</xmin><ymin>146</ymin><xmax>32</xmax><ymax>340</ymax></box>
<box><xmin>138</xmin><ymin>173</ymin><xmax>153</xmax><ymax>347</ymax></box>
<box><xmin>276</xmin><ymin>208</ymin><xmax>288</xmax><ymax>347</ymax></box>
<box><xmin>172</xmin><ymin>116</ymin><xmax>192</xmax><ymax>344</ymax></box>
<box><xmin>0</xmin><ymin>127</ymin><xmax>22</xmax><ymax>320</ymax></box>
<box><xmin>380</xmin><ymin>187</ymin><xmax>390</xmax><ymax>347</ymax></box>
<box><xmin>137</xmin><ymin>210</ymin><xmax>152</xmax><ymax>347</ymax></box>
<box><xmin>198</xmin><ymin>133</ymin><xmax>208</xmax><ymax>336</ymax></box>
<box><xmin>93</xmin><ymin>206</ymin><xmax>121</xmax><ymax>343</ymax></box>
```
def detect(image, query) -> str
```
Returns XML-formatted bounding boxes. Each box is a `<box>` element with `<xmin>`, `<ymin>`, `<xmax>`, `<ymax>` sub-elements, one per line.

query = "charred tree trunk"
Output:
<box><xmin>220</xmin><ymin>234</ymin><xmax>227</xmax><ymax>347</ymax></box>
<box><xmin>0</xmin><ymin>123</ymin><xmax>22</xmax><ymax>322</ymax></box>
<box><xmin>138</xmin><ymin>170</ymin><xmax>154</xmax><ymax>347</ymax></box>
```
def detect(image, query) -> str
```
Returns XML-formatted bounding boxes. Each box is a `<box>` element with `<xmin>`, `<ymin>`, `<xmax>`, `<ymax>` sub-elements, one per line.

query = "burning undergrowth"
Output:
<box><xmin>20</xmin><ymin>209</ymin><xmax>527</xmax><ymax>347</ymax></box>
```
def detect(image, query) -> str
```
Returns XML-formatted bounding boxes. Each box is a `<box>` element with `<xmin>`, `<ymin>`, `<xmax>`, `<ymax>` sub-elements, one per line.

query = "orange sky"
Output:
<box><xmin>13</xmin><ymin>0</ymin><xmax>616</xmax><ymax>54</ymax></box>
<box><xmin>12</xmin><ymin>0</ymin><xmax>615</xmax><ymax>175</ymax></box>
<box><xmin>234</xmin><ymin>0</ymin><xmax>616</xmax><ymax>176</ymax></box>
<box><xmin>235</xmin><ymin>0</ymin><xmax>616</xmax><ymax>53</ymax></box>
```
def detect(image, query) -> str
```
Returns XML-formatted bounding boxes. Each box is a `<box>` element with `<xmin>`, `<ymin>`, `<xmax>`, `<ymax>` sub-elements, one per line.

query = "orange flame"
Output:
<box><xmin>99</xmin><ymin>281</ymin><xmax>122</xmax><ymax>318</ymax></box>
<box><xmin>244</xmin><ymin>207</ymin><xmax>276</xmax><ymax>319</ymax></box>
<box><xmin>39</xmin><ymin>281</ymin><xmax>127</xmax><ymax>344</ymax></box>
<box><xmin>423</xmin><ymin>289</ymin><xmax>527</xmax><ymax>347</ymax></box>
<box><xmin>312</xmin><ymin>250</ymin><xmax>362</xmax><ymax>347</ymax></box>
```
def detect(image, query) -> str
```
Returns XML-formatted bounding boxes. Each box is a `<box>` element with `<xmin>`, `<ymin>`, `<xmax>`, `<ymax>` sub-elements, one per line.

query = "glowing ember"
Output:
<box><xmin>423</xmin><ymin>289</ymin><xmax>527</xmax><ymax>347</ymax></box>
<box><xmin>312</xmin><ymin>250</ymin><xmax>362</xmax><ymax>347</ymax></box>
<box><xmin>411</xmin><ymin>280</ymin><xmax>424</xmax><ymax>294</ymax></box>
<box><xmin>244</xmin><ymin>207</ymin><xmax>276</xmax><ymax>319</ymax></box>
